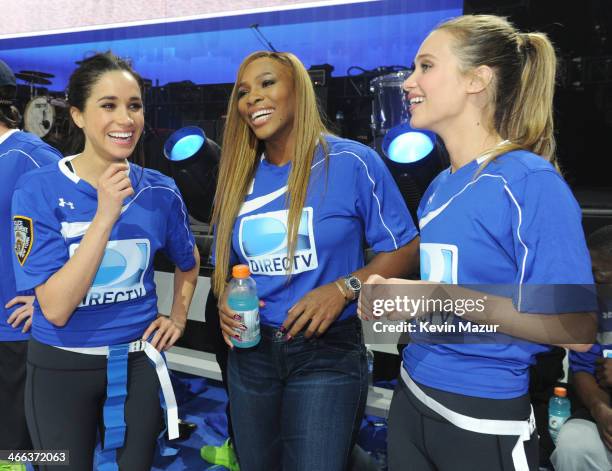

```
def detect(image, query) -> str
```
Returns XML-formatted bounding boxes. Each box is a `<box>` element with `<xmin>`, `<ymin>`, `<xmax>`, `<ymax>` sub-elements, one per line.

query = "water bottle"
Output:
<box><xmin>548</xmin><ymin>386</ymin><xmax>571</xmax><ymax>445</ymax></box>
<box><xmin>227</xmin><ymin>265</ymin><xmax>260</xmax><ymax>348</ymax></box>
<box><xmin>358</xmin><ymin>417</ymin><xmax>388</xmax><ymax>470</ymax></box>
<box><xmin>365</xmin><ymin>345</ymin><xmax>374</xmax><ymax>387</ymax></box>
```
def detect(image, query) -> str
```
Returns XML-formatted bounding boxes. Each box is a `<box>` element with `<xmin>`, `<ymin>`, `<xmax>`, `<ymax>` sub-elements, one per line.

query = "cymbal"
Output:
<box><xmin>19</xmin><ymin>70</ymin><xmax>55</xmax><ymax>78</ymax></box>
<box><xmin>15</xmin><ymin>73</ymin><xmax>52</xmax><ymax>85</ymax></box>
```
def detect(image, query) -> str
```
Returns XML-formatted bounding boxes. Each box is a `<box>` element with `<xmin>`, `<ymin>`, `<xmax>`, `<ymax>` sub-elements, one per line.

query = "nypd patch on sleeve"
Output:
<box><xmin>13</xmin><ymin>216</ymin><xmax>33</xmax><ymax>266</ymax></box>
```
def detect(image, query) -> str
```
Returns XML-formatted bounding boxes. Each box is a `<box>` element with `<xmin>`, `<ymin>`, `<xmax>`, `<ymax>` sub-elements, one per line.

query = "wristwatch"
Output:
<box><xmin>343</xmin><ymin>274</ymin><xmax>362</xmax><ymax>300</ymax></box>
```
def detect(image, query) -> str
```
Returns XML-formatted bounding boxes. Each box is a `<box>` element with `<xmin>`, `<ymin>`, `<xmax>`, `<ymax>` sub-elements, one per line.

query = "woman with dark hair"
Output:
<box><xmin>211</xmin><ymin>51</ymin><xmax>419</xmax><ymax>470</ymax></box>
<box><xmin>11</xmin><ymin>52</ymin><xmax>200</xmax><ymax>471</ymax></box>
<box><xmin>361</xmin><ymin>15</ymin><xmax>597</xmax><ymax>471</ymax></box>
<box><xmin>0</xmin><ymin>58</ymin><xmax>61</xmax><ymax>471</ymax></box>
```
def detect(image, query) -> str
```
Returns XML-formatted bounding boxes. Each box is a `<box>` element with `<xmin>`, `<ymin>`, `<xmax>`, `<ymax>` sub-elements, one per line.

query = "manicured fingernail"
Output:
<box><xmin>279</xmin><ymin>326</ymin><xmax>286</xmax><ymax>333</ymax></box>
<box><xmin>240</xmin><ymin>324</ymin><xmax>247</xmax><ymax>331</ymax></box>
<box><xmin>233</xmin><ymin>315</ymin><xmax>241</xmax><ymax>321</ymax></box>
<box><xmin>285</xmin><ymin>334</ymin><xmax>293</xmax><ymax>341</ymax></box>
<box><xmin>233</xmin><ymin>334</ymin><xmax>240</xmax><ymax>339</ymax></box>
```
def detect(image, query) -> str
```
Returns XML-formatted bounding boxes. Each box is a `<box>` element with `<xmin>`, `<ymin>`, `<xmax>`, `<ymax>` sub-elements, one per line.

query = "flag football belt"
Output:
<box><xmin>401</xmin><ymin>365</ymin><xmax>536</xmax><ymax>471</ymax></box>
<box><xmin>55</xmin><ymin>340</ymin><xmax>179</xmax><ymax>470</ymax></box>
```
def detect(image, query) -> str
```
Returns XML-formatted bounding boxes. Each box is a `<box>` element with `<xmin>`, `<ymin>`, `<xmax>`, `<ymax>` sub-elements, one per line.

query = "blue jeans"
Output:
<box><xmin>228</xmin><ymin>316</ymin><xmax>368</xmax><ymax>471</ymax></box>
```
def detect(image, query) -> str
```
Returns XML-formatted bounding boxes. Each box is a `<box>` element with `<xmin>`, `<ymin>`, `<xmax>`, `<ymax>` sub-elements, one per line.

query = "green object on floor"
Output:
<box><xmin>200</xmin><ymin>438</ymin><xmax>240</xmax><ymax>471</ymax></box>
<box><xmin>0</xmin><ymin>462</ymin><xmax>26</xmax><ymax>471</ymax></box>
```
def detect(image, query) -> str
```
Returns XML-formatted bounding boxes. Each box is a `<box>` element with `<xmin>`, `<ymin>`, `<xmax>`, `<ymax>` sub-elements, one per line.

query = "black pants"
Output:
<box><xmin>25</xmin><ymin>338</ymin><xmax>163</xmax><ymax>471</ymax></box>
<box><xmin>205</xmin><ymin>289</ymin><xmax>234</xmax><ymax>442</ymax></box>
<box><xmin>388</xmin><ymin>378</ymin><xmax>539</xmax><ymax>471</ymax></box>
<box><xmin>0</xmin><ymin>340</ymin><xmax>32</xmax><ymax>450</ymax></box>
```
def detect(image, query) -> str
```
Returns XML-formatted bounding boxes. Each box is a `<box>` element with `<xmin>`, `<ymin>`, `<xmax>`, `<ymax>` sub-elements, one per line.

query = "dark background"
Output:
<box><xmin>143</xmin><ymin>0</ymin><xmax>612</xmax><ymax>227</ymax></box>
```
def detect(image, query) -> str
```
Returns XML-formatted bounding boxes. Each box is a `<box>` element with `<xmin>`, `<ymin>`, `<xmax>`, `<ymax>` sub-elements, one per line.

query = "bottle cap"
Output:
<box><xmin>554</xmin><ymin>386</ymin><xmax>567</xmax><ymax>397</ymax></box>
<box><xmin>232</xmin><ymin>264</ymin><xmax>251</xmax><ymax>279</ymax></box>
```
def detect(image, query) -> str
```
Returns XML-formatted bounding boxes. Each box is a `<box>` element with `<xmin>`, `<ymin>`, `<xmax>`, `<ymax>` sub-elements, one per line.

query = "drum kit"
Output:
<box><xmin>369</xmin><ymin>68</ymin><xmax>436</xmax><ymax>162</ymax></box>
<box><xmin>15</xmin><ymin>70</ymin><xmax>69</xmax><ymax>139</ymax></box>
<box><xmin>369</xmin><ymin>69</ymin><xmax>411</xmax><ymax>137</ymax></box>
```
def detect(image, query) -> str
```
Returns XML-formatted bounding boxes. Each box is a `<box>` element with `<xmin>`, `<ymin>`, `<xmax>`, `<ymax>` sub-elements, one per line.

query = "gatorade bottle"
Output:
<box><xmin>548</xmin><ymin>386</ymin><xmax>571</xmax><ymax>445</ymax></box>
<box><xmin>228</xmin><ymin>264</ymin><xmax>260</xmax><ymax>348</ymax></box>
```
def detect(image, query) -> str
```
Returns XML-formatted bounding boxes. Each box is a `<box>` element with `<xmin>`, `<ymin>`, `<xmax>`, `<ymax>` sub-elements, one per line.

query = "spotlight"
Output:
<box><xmin>382</xmin><ymin>123</ymin><xmax>435</xmax><ymax>164</ymax></box>
<box><xmin>164</xmin><ymin>126</ymin><xmax>220</xmax><ymax>223</ymax></box>
<box><xmin>164</xmin><ymin>126</ymin><xmax>206</xmax><ymax>162</ymax></box>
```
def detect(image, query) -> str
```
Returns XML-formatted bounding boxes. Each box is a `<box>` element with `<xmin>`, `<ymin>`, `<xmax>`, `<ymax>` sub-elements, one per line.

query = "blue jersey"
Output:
<box><xmin>11</xmin><ymin>156</ymin><xmax>196</xmax><ymax>347</ymax></box>
<box><xmin>403</xmin><ymin>150</ymin><xmax>595</xmax><ymax>399</ymax></box>
<box><xmin>0</xmin><ymin>130</ymin><xmax>61</xmax><ymax>341</ymax></box>
<box><xmin>226</xmin><ymin>135</ymin><xmax>417</xmax><ymax>327</ymax></box>
<box><xmin>570</xmin><ymin>293</ymin><xmax>612</xmax><ymax>375</ymax></box>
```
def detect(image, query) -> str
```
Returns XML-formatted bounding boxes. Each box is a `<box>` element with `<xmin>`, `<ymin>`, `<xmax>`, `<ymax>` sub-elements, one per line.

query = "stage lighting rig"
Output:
<box><xmin>163</xmin><ymin>126</ymin><xmax>220</xmax><ymax>224</ymax></box>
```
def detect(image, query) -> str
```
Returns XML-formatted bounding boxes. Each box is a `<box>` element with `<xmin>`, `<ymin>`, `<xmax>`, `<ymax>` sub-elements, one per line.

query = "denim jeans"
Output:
<box><xmin>228</xmin><ymin>315</ymin><xmax>368</xmax><ymax>471</ymax></box>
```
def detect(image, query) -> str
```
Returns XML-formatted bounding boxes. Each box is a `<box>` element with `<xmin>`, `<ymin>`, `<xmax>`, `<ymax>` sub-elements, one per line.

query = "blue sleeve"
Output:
<box><xmin>509</xmin><ymin>170</ymin><xmax>596</xmax><ymax>313</ymax></box>
<box><xmin>162</xmin><ymin>183</ymin><xmax>197</xmax><ymax>272</ymax></box>
<box><xmin>11</xmin><ymin>185</ymin><xmax>67</xmax><ymax>290</ymax></box>
<box><xmin>354</xmin><ymin>147</ymin><xmax>418</xmax><ymax>252</ymax></box>
<box><xmin>31</xmin><ymin>143</ymin><xmax>62</xmax><ymax>167</ymax></box>
<box><xmin>570</xmin><ymin>343</ymin><xmax>603</xmax><ymax>375</ymax></box>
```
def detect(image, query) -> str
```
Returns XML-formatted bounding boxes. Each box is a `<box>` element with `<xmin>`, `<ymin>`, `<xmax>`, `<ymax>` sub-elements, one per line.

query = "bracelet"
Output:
<box><xmin>334</xmin><ymin>280</ymin><xmax>350</xmax><ymax>302</ymax></box>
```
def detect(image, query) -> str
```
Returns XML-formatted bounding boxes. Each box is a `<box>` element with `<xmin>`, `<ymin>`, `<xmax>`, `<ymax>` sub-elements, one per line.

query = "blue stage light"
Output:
<box><xmin>382</xmin><ymin>123</ymin><xmax>435</xmax><ymax>164</ymax></box>
<box><xmin>163</xmin><ymin>126</ymin><xmax>206</xmax><ymax>162</ymax></box>
<box><xmin>162</xmin><ymin>126</ymin><xmax>221</xmax><ymax>222</ymax></box>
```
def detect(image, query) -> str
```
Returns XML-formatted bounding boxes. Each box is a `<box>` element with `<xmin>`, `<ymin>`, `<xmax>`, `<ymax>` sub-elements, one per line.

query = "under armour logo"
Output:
<box><xmin>58</xmin><ymin>198</ymin><xmax>75</xmax><ymax>209</ymax></box>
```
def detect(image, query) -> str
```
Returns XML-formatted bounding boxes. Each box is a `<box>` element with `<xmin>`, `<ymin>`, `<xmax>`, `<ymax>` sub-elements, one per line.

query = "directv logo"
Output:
<box><xmin>420</xmin><ymin>243</ymin><xmax>458</xmax><ymax>284</ymax></box>
<box><xmin>69</xmin><ymin>239</ymin><xmax>150</xmax><ymax>306</ymax></box>
<box><xmin>239</xmin><ymin>208</ymin><xmax>319</xmax><ymax>276</ymax></box>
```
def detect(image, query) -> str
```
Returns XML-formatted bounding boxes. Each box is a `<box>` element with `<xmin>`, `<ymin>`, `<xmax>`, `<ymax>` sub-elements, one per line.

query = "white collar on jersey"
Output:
<box><xmin>0</xmin><ymin>128</ymin><xmax>20</xmax><ymax>146</ymax></box>
<box><xmin>59</xmin><ymin>154</ymin><xmax>131</xmax><ymax>184</ymax></box>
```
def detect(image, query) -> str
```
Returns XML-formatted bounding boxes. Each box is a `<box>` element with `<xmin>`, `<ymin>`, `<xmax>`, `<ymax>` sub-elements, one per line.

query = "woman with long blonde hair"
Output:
<box><xmin>361</xmin><ymin>15</ymin><xmax>597</xmax><ymax>470</ymax></box>
<box><xmin>211</xmin><ymin>51</ymin><xmax>419</xmax><ymax>470</ymax></box>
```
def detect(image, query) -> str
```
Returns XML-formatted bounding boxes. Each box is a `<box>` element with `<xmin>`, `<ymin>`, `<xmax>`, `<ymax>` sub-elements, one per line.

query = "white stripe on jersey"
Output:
<box><xmin>60</xmin><ymin>187</ymin><xmax>193</xmax><ymax>254</ymax></box>
<box><xmin>122</xmin><ymin>185</ymin><xmax>194</xmax><ymax>252</ymax></box>
<box><xmin>238</xmin><ymin>184</ymin><xmax>288</xmax><ymax>217</ymax></box>
<box><xmin>0</xmin><ymin>149</ymin><xmax>42</xmax><ymax>168</ymax></box>
<box><xmin>61</xmin><ymin>221</ymin><xmax>90</xmax><ymax>239</ymax></box>
<box><xmin>418</xmin><ymin>174</ymin><xmax>528</xmax><ymax>309</ymax></box>
<box><xmin>329</xmin><ymin>150</ymin><xmax>399</xmax><ymax>249</ymax></box>
<box><xmin>237</xmin><ymin>150</ymin><xmax>399</xmax><ymax>249</ymax></box>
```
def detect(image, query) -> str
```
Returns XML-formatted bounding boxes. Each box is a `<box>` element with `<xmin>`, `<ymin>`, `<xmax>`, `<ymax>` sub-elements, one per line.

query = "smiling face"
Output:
<box><xmin>236</xmin><ymin>57</ymin><xmax>296</xmax><ymax>145</ymax></box>
<box><xmin>70</xmin><ymin>70</ymin><xmax>144</xmax><ymax>162</ymax></box>
<box><xmin>402</xmin><ymin>30</ymin><xmax>472</xmax><ymax>134</ymax></box>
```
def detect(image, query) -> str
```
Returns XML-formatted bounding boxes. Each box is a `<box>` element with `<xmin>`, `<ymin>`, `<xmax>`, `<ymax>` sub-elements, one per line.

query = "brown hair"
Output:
<box><xmin>66</xmin><ymin>51</ymin><xmax>145</xmax><ymax>166</ymax></box>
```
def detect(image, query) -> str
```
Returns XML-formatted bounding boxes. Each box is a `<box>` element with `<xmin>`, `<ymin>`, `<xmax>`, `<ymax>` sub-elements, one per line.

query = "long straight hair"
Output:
<box><xmin>211</xmin><ymin>51</ymin><xmax>330</xmax><ymax>296</ymax></box>
<box><xmin>436</xmin><ymin>15</ymin><xmax>557</xmax><ymax>169</ymax></box>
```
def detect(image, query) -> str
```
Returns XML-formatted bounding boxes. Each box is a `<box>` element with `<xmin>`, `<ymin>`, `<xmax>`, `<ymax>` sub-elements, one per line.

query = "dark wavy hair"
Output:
<box><xmin>0</xmin><ymin>85</ymin><xmax>21</xmax><ymax>129</ymax></box>
<box><xmin>66</xmin><ymin>51</ymin><xmax>145</xmax><ymax>166</ymax></box>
